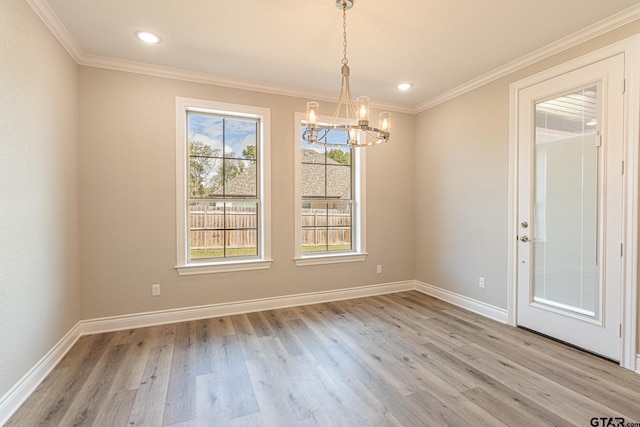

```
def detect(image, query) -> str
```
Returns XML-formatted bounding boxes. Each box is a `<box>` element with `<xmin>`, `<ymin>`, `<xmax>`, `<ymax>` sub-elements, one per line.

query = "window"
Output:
<box><xmin>176</xmin><ymin>98</ymin><xmax>271</xmax><ymax>275</ymax></box>
<box><xmin>294</xmin><ymin>113</ymin><xmax>367</xmax><ymax>266</ymax></box>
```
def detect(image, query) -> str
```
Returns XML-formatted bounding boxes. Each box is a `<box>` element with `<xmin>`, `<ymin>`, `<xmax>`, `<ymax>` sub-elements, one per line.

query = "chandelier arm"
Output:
<box><xmin>358</xmin><ymin>137</ymin><xmax>385</xmax><ymax>147</ymax></box>
<box><xmin>365</xmin><ymin>128</ymin><xmax>390</xmax><ymax>139</ymax></box>
<box><xmin>361</xmin><ymin>124</ymin><xmax>389</xmax><ymax>133</ymax></box>
<box><xmin>332</xmin><ymin>77</ymin><xmax>346</xmax><ymax>123</ymax></box>
<box><xmin>344</xmin><ymin>75</ymin><xmax>358</xmax><ymax>122</ymax></box>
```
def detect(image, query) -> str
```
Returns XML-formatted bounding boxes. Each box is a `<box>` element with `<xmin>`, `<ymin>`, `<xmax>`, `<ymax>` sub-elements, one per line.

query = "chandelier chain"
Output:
<box><xmin>342</xmin><ymin>2</ymin><xmax>348</xmax><ymax>65</ymax></box>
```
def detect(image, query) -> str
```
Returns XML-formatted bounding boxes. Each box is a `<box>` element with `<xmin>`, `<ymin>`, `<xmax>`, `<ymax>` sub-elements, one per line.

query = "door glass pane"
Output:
<box><xmin>532</xmin><ymin>86</ymin><xmax>599</xmax><ymax>319</ymax></box>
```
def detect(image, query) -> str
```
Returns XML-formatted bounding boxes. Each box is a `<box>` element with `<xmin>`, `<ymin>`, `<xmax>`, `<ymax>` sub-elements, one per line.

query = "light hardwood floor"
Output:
<box><xmin>6</xmin><ymin>291</ymin><xmax>640</xmax><ymax>426</ymax></box>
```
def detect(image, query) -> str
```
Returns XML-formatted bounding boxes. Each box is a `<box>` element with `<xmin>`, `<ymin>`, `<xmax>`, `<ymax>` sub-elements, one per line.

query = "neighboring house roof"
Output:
<box><xmin>221</xmin><ymin>163</ymin><xmax>257</xmax><ymax>197</ymax></box>
<box><xmin>301</xmin><ymin>149</ymin><xmax>351</xmax><ymax>200</ymax></box>
<box><xmin>219</xmin><ymin>149</ymin><xmax>351</xmax><ymax>199</ymax></box>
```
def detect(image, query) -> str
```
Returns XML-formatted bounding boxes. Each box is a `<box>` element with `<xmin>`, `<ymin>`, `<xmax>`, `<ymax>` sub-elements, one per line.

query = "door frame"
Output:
<box><xmin>507</xmin><ymin>36</ymin><xmax>640</xmax><ymax>371</ymax></box>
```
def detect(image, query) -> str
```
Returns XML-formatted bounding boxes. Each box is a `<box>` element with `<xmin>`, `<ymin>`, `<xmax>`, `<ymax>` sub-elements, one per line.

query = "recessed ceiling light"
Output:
<box><xmin>397</xmin><ymin>83</ymin><xmax>413</xmax><ymax>91</ymax></box>
<box><xmin>136</xmin><ymin>31</ymin><xmax>160</xmax><ymax>44</ymax></box>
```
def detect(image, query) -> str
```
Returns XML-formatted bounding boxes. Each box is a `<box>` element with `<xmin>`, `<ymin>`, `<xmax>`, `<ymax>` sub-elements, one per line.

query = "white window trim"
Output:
<box><xmin>293</xmin><ymin>112</ymin><xmax>367</xmax><ymax>266</ymax></box>
<box><xmin>175</xmin><ymin>97</ymin><xmax>272</xmax><ymax>275</ymax></box>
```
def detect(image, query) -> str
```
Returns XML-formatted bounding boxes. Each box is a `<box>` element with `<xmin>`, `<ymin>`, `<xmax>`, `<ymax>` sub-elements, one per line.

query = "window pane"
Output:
<box><xmin>301</xmin><ymin>202</ymin><xmax>352</xmax><ymax>253</ymax></box>
<box><xmin>224</xmin><ymin>118</ymin><xmax>258</xmax><ymax>160</ymax></box>
<box><xmin>190</xmin><ymin>230</ymin><xmax>224</xmax><ymax>259</ymax></box>
<box><xmin>224</xmin><ymin>203</ymin><xmax>258</xmax><ymax>257</ymax></box>
<box><xmin>302</xmin><ymin>146</ymin><xmax>326</xmax><ymax>164</ymax></box>
<box><xmin>189</xmin><ymin>156</ymin><xmax>223</xmax><ymax>198</ymax></box>
<box><xmin>226</xmin><ymin>230</ymin><xmax>258</xmax><ymax>257</ymax></box>
<box><xmin>328</xmin><ymin>203</ymin><xmax>352</xmax><ymax>251</ymax></box>
<box><xmin>188</xmin><ymin>201</ymin><xmax>258</xmax><ymax>260</ymax></box>
<box><xmin>302</xmin><ymin>203</ymin><xmax>327</xmax><ymax>252</ymax></box>
<box><xmin>299</xmin><ymin>123</ymin><xmax>356</xmax><ymax>257</ymax></box>
<box><xmin>224</xmin><ymin>203</ymin><xmax>258</xmax><ymax>229</ymax></box>
<box><xmin>328</xmin><ymin>229</ymin><xmax>351</xmax><ymax>251</ymax></box>
<box><xmin>326</xmin><ymin>147</ymin><xmax>351</xmax><ymax>166</ymax></box>
<box><xmin>223</xmin><ymin>159</ymin><xmax>256</xmax><ymax>197</ymax></box>
<box><xmin>302</xmin><ymin>163</ymin><xmax>326</xmax><ymax>198</ymax></box>
<box><xmin>326</xmin><ymin>165</ymin><xmax>351</xmax><ymax>199</ymax></box>
<box><xmin>189</xmin><ymin>203</ymin><xmax>224</xmax><ymax>230</ymax></box>
<box><xmin>188</xmin><ymin>114</ymin><xmax>224</xmax><ymax>155</ymax></box>
<box><xmin>240</xmin><ymin>144</ymin><xmax>257</xmax><ymax>160</ymax></box>
<box><xmin>301</xmin><ymin>129</ymin><xmax>324</xmax><ymax>154</ymax></box>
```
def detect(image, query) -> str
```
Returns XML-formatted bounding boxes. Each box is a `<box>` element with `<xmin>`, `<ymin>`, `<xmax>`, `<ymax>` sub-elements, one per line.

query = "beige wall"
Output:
<box><xmin>2</xmin><ymin>0</ymin><xmax>639</xmax><ymax>404</ymax></box>
<box><xmin>0</xmin><ymin>0</ymin><xmax>80</xmax><ymax>398</ymax></box>
<box><xmin>78</xmin><ymin>67</ymin><xmax>415</xmax><ymax>319</ymax></box>
<box><xmin>414</xmin><ymin>21</ymin><xmax>640</xmax><ymax>343</ymax></box>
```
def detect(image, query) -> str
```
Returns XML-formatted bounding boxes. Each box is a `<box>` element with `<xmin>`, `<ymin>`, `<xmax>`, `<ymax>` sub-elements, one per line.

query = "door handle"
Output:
<box><xmin>520</xmin><ymin>235</ymin><xmax>530</xmax><ymax>243</ymax></box>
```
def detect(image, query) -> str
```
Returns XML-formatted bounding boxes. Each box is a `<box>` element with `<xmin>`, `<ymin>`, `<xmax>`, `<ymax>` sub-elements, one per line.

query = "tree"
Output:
<box><xmin>189</xmin><ymin>141</ymin><xmax>222</xmax><ymax>198</ymax></box>
<box><xmin>219</xmin><ymin>157</ymin><xmax>245</xmax><ymax>190</ymax></box>
<box><xmin>326</xmin><ymin>148</ymin><xmax>351</xmax><ymax>165</ymax></box>
<box><xmin>242</xmin><ymin>145</ymin><xmax>257</xmax><ymax>160</ymax></box>
<box><xmin>189</xmin><ymin>141</ymin><xmax>248</xmax><ymax>197</ymax></box>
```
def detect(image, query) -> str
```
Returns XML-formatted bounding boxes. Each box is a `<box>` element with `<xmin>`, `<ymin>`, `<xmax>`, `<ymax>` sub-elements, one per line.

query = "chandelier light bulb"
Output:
<box><xmin>379</xmin><ymin>112</ymin><xmax>391</xmax><ymax>132</ymax></box>
<box><xmin>349</xmin><ymin>128</ymin><xmax>358</xmax><ymax>144</ymax></box>
<box><xmin>357</xmin><ymin>96</ymin><xmax>370</xmax><ymax>125</ymax></box>
<box><xmin>307</xmin><ymin>102</ymin><xmax>319</xmax><ymax>127</ymax></box>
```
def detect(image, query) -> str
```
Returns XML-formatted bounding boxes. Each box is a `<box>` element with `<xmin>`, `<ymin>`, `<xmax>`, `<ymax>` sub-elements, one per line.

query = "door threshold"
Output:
<box><xmin>517</xmin><ymin>325</ymin><xmax>619</xmax><ymax>364</ymax></box>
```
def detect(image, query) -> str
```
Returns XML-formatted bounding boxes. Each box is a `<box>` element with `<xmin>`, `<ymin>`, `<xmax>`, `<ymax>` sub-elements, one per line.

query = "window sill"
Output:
<box><xmin>175</xmin><ymin>259</ymin><xmax>273</xmax><ymax>275</ymax></box>
<box><xmin>294</xmin><ymin>252</ymin><xmax>368</xmax><ymax>266</ymax></box>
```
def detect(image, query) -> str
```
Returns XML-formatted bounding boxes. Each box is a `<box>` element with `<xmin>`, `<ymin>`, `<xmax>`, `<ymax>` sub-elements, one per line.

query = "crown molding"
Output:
<box><xmin>28</xmin><ymin>0</ymin><xmax>640</xmax><ymax>115</ymax></box>
<box><xmin>27</xmin><ymin>1</ymin><xmax>414</xmax><ymax>114</ymax></box>
<box><xmin>78</xmin><ymin>54</ymin><xmax>416</xmax><ymax>114</ymax></box>
<box><xmin>23</xmin><ymin>0</ymin><xmax>410</xmax><ymax>115</ymax></box>
<box><xmin>26</xmin><ymin>0</ymin><xmax>82</xmax><ymax>61</ymax></box>
<box><xmin>415</xmin><ymin>3</ymin><xmax>640</xmax><ymax>112</ymax></box>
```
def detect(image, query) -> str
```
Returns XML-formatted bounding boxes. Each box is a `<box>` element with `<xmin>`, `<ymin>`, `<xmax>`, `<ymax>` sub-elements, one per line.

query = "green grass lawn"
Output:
<box><xmin>302</xmin><ymin>244</ymin><xmax>351</xmax><ymax>252</ymax></box>
<box><xmin>191</xmin><ymin>247</ymin><xmax>257</xmax><ymax>259</ymax></box>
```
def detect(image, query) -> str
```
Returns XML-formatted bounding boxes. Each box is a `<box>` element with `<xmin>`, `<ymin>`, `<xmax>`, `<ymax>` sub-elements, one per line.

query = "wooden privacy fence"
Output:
<box><xmin>189</xmin><ymin>205</ymin><xmax>256</xmax><ymax>250</ymax></box>
<box><xmin>189</xmin><ymin>205</ymin><xmax>351</xmax><ymax>249</ymax></box>
<box><xmin>301</xmin><ymin>207</ymin><xmax>351</xmax><ymax>247</ymax></box>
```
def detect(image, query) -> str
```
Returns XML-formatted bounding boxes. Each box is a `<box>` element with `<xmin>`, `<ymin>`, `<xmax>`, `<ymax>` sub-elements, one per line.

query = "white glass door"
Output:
<box><xmin>517</xmin><ymin>54</ymin><xmax>624</xmax><ymax>360</ymax></box>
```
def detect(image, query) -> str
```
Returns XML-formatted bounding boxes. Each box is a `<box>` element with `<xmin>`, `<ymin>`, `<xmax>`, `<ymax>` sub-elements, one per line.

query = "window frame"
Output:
<box><xmin>294</xmin><ymin>112</ymin><xmax>367</xmax><ymax>266</ymax></box>
<box><xmin>175</xmin><ymin>97</ymin><xmax>272</xmax><ymax>275</ymax></box>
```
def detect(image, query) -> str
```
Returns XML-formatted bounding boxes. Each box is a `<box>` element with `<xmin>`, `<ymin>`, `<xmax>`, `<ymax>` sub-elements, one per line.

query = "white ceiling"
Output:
<box><xmin>35</xmin><ymin>0</ymin><xmax>640</xmax><ymax>111</ymax></box>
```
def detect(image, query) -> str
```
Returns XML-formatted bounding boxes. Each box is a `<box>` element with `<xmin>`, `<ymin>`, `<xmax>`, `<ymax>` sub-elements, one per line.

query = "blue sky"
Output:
<box><xmin>188</xmin><ymin>113</ymin><xmax>257</xmax><ymax>158</ymax></box>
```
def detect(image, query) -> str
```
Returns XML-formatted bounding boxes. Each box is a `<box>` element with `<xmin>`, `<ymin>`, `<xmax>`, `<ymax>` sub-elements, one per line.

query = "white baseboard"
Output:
<box><xmin>1</xmin><ymin>279</ymin><xmax>507</xmax><ymax>424</ymax></box>
<box><xmin>0</xmin><ymin>280</ymin><xmax>416</xmax><ymax>424</ymax></box>
<box><xmin>0</xmin><ymin>324</ymin><xmax>82</xmax><ymax>426</ymax></box>
<box><xmin>636</xmin><ymin>355</ymin><xmax>640</xmax><ymax>374</ymax></box>
<box><xmin>78</xmin><ymin>281</ymin><xmax>415</xmax><ymax>335</ymax></box>
<box><xmin>414</xmin><ymin>281</ymin><xmax>509</xmax><ymax>324</ymax></box>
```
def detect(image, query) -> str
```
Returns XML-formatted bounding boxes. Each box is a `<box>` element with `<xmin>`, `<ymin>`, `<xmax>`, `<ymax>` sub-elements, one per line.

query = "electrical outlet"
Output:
<box><xmin>152</xmin><ymin>284</ymin><xmax>161</xmax><ymax>296</ymax></box>
<box><xmin>478</xmin><ymin>277</ymin><xmax>486</xmax><ymax>289</ymax></box>
<box><xmin>377</xmin><ymin>265</ymin><xmax>383</xmax><ymax>274</ymax></box>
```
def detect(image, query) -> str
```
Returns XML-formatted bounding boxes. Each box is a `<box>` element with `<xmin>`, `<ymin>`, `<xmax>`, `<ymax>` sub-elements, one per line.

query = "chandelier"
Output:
<box><xmin>303</xmin><ymin>0</ymin><xmax>391</xmax><ymax>147</ymax></box>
